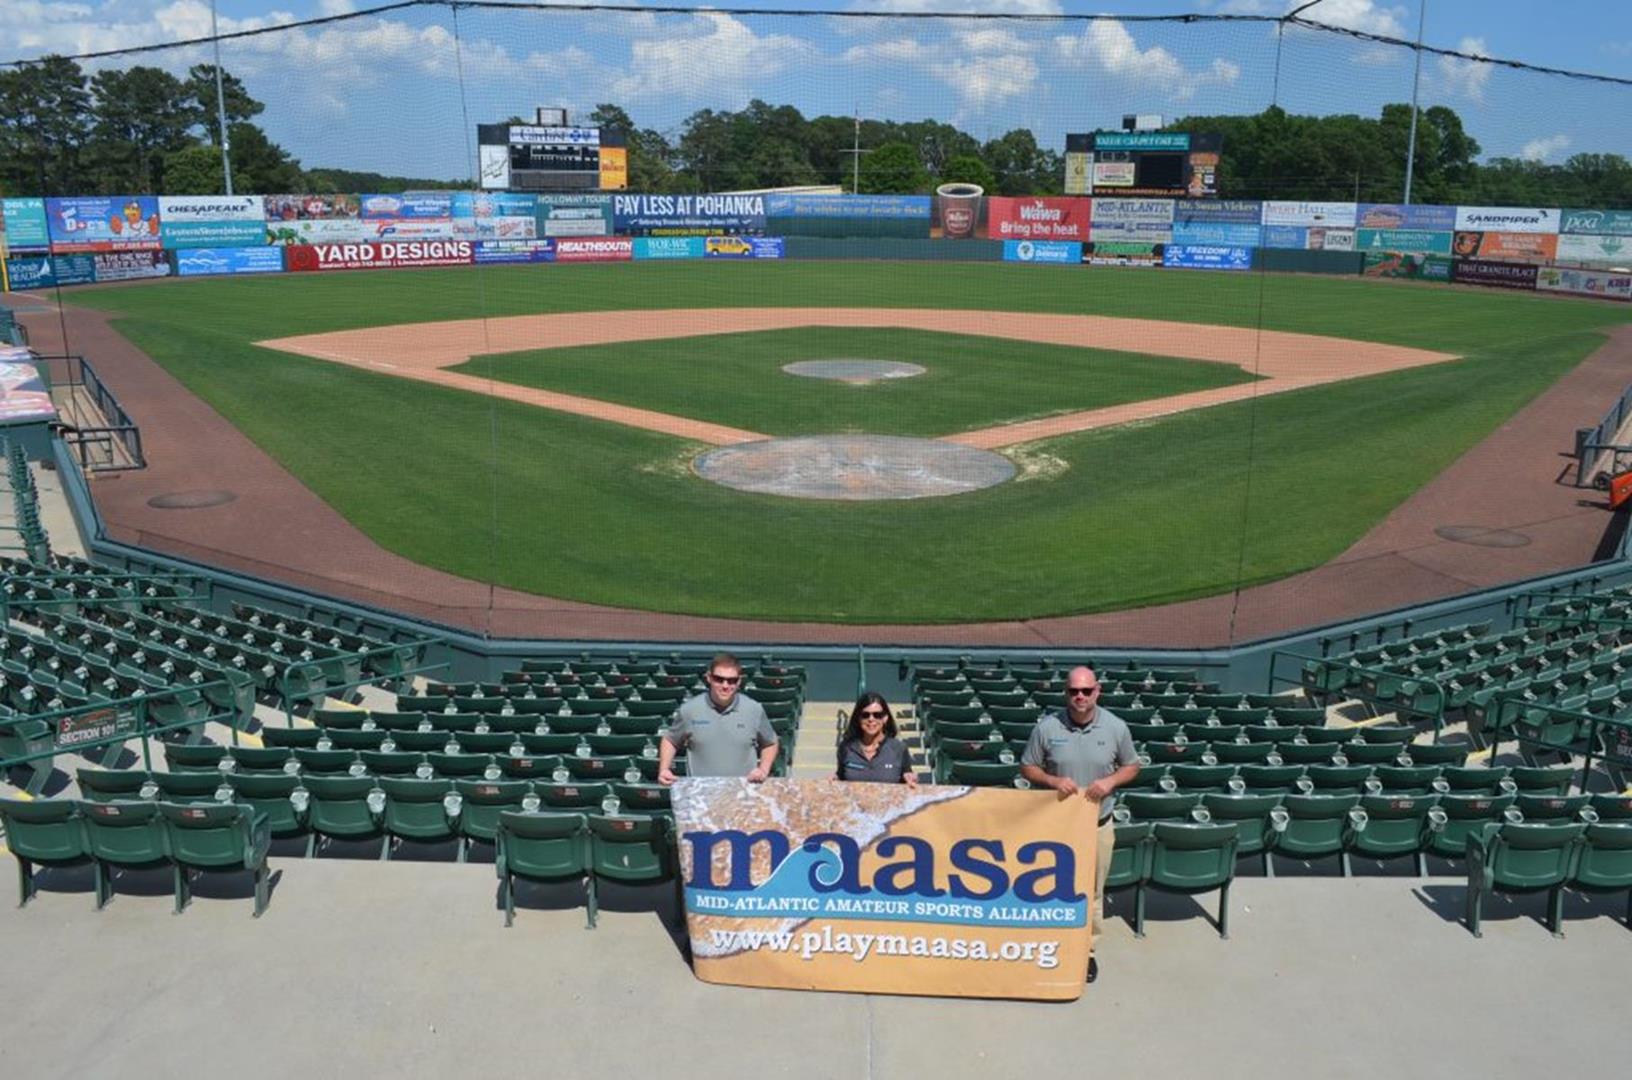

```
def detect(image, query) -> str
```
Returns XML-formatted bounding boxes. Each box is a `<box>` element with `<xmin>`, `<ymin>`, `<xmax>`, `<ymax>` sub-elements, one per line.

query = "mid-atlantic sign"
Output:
<box><xmin>674</xmin><ymin>777</ymin><xmax>1098</xmax><ymax>1000</ymax></box>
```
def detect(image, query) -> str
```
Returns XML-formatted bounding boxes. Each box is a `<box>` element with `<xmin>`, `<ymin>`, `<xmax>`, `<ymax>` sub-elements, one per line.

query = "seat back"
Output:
<box><xmin>1515</xmin><ymin>793</ymin><xmax>1590</xmax><ymax>822</ymax></box>
<box><xmin>162</xmin><ymin>743</ymin><xmax>227</xmax><ymax>772</ymax></box>
<box><xmin>1352</xmin><ymin>794</ymin><xmax>1438</xmax><ymax>857</ymax></box>
<box><xmin>76</xmin><ymin>768</ymin><xmax>152</xmax><ymax>802</ymax></box>
<box><xmin>496</xmin><ymin>811</ymin><xmax>588</xmax><ymax>881</ymax></box>
<box><xmin>1105</xmin><ymin>821</ymin><xmax>1153</xmax><ymax>890</ymax></box>
<box><xmin>1508</xmin><ymin>764</ymin><xmax>1575</xmax><ymax>795</ymax></box>
<box><xmin>1278</xmin><ymin>794</ymin><xmax>1362</xmax><ymax>856</ymax></box>
<box><xmin>229</xmin><ymin>746</ymin><xmax>293</xmax><ymax>773</ymax></box>
<box><xmin>1488</xmin><ymin>822</ymin><xmax>1584</xmax><ymax>890</ymax></box>
<box><xmin>535</xmin><ymin>782</ymin><xmax>613</xmax><ymax>809</ymax></box>
<box><xmin>224</xmin><ymin>772</ymin><xmax>304</xmax><ymax>837</ymax></box>
<box><xmin>1149</xmin><ymin>823</ymin><xmax>1239</xmax><ymax>891</ymax></box>
<box><xmin>301</xmin><ymin>775</ymin><xmax>380</xmax><ymax>838</ymax></box>
<box><xmin>160</xmin><ymin>802</ymin><xmax>261</xmax><ymax>869</ymax></box>
<box><xmin>1236</xmin><ymin>764</ymin><xmax>1305</xmax><ymax>793</ymax></box>
<box><xmin>1574</xmin><ymin>823</ymin><xmax>1632</xmax><ymax>890</ymax></box>
<box><xmin>0</xmin><ymin>798</ymin><xmax>85</xmax><ymax>863</ymax></box>
<box><xmin>1167</xmin><ymin>764</ymin><xmax>1236</xmax><ymax>793</ymax></box>
<box><xmin>587</xmin><ymin>814</ymin><xmax>671</xmax><ymax>883</ymax></box>
<box><xmin>1373</xmin><ymin>764</ymin><xmax>1441</xmax><ymax>794</ymax></box>
<box><xmin>378</xmin><ymin>777</ymin><xmax>455</xmax><ymax>840</ymax></box>
<box><xmin>947</xmin><ymin>760</ymin><xmax>1021</xmax><ymax>788</ymax></box>
<box><xmin>1200</xmin><ymin>793</ymin><xmax>1283</xmax><ymax>855</ymax></box>
<box><xmin>152</xmin><ymin>770</ymin><xmax>228</xmax><ymax>804</ymax></box>
<box><xmin>1121</xmin><ymin>791</ymin><xmax>1202</xmax><ymax>823</ymax></box>
<box><xmin>453</xmin><ymin>779</ymin><xmax>531</xmax><ymax>843</ymax></box>
<box><xmin>612</xmin><ymin>783</ymin><xmax>672</xmax><ymax>816</ymax></box>
<box><xmin>1587</xmin><ymin>793</ymin><xmax>1632</xmax><ymax>821</ymax></box>
<box><xmin>80</xmin><ymin>800</ymin><xmax>169</xmax><ymax>866</ymax></box>
<box><xmin>1304</xmin><ymin>764</ymin><xmax>1374</xmax><ymax>794</ymax></box>
<box><xmin>1440</xmin><ymin>765</ymin><xmax>1510</xmax><ymax>793</ymax></box>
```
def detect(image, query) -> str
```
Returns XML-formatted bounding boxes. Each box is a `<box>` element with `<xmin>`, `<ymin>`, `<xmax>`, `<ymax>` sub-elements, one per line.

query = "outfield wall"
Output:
<box><xmin>5</xmin><ymin>193</ymin><xmax>1629</xmax><ymax>302</ymax></box>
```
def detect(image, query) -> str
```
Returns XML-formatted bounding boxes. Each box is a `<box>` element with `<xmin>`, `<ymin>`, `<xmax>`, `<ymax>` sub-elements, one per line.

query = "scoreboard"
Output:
<box><xmin>1064</xmin><ymin>131</ymin><xmax>1222</xmax><ymax>198</ymax></box>
<box><xmin>477</xmin><ymin>124</ymin><xmax>628</xmax><ymax>192</ymax></box>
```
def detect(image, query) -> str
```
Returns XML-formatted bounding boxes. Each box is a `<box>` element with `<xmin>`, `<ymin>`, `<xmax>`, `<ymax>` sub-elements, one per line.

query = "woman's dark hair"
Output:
<box><xmin>841</xmin><ymin>691</ymin><xmax>897</xmax><ymax>744</ymax></box>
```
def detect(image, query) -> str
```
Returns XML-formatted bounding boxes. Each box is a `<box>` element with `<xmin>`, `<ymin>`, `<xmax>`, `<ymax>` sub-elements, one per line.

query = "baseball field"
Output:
<box><xmin>62</xmin><ymin>261</ymin><xmax>1632</xmax><ymax>623</ymax></box>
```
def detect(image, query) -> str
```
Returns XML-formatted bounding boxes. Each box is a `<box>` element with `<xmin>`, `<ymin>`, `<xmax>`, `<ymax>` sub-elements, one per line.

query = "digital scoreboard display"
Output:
<box><xmin>478</xmin><ymin>124</ymin><xmax>626</xmax><ymax>192</ymax></box>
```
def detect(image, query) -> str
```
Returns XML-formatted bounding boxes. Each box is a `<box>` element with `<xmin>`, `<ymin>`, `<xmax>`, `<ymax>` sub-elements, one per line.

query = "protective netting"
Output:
<box><xmin>3</xmin><ymin>5</ymin><xmax>1631</xmax><ymax>646</ymax></box>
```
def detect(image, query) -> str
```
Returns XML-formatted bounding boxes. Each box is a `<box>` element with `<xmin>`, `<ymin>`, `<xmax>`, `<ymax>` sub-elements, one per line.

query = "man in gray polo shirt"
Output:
<box><xmin>657</xmin><ymin>652</ymin><xmax>778</xmax><ymax>783</ymax></box>
<box><xmin>1020</xmin><ymin>665</ymin><xmax>1139</xmax><ymax>983</ymax></box>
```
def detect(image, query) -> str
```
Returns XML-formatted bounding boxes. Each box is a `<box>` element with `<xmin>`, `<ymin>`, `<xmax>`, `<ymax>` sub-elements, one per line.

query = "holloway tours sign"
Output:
<box><xmin>673</xmin><ymin>777</ymin><xmax>1098</xmax><ymax>1000</ymax></box>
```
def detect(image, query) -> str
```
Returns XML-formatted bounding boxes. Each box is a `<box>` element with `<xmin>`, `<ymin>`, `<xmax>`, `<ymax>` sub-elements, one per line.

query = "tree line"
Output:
<box><xmin>4</xmin><ymin>55</ymin><xmax>1630</xmax><ymax>209</ymax></box>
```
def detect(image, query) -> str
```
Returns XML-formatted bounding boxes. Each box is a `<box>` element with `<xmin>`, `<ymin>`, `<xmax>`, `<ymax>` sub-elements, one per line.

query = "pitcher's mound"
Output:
<box><xmin>781</xmin><ymin>359</ymin><xmax>926</xmax><ymax>384</ymax></box>
<box><xmin>695</xmin><ymin>435</ymin><xmax>1014</xmax><ymax>500</ymax></box>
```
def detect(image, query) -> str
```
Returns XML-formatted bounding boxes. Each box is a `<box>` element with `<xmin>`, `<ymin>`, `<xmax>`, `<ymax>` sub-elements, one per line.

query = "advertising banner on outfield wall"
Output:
<box><xmin>535</xmin><ymin>195</ymin><xmax>613</xmax><ymax>238</ymax></box>
<box><xmin>264</xmin><ymin>194</ymin><xmax>360</xmax><ymax>220</ymax></box>
<box><xmin>360</xmin><ymin>193</ymin><xmax>452</xmax><ymax>220</ymax></box>
<box><xmin>1357</xmin><ymin>228</ymin><xmax>1453</xmax><ymax>255</ymax></box>
<box><xmin>1363</xmin><ymin>251</ymin><xmax>1453</xmax><ymax>281</ymax></box>
<box><xmin>1262</xmin><ymin>201</ymin><xmax>1357</xmax><ymax>228</ymax></box>
<box><xmin>675</xmin><ymin>778</ymin><xmax>1097</xmax><ymax>1000</ymax></box>
<box><xmin>161</xmin><ymin>220</ymin><xmax>268</xmax><ymax>249</ymax></box>
<box><xmin>765</xmin><ymin>194</ymin><xmax>932</xmax><ymax>220</ymax></box>
<box><xmin>554</xmin><ymin>237</ymin><xmax>633</xmax><ymax>262</ymax></box>
<box><xmin>91</xmin><ymin>250</ymin><xmax>170</xmax><ymax>282</ymax></box>
<box><xmin>2</xmin><ymin>199</ymin><xmax>50</xmax><ymax>251</ymax></box>
<box><xmin>46</xmin><ymin>196</ymin><xmax>161</xmax><ymax>252</ymax></box>
<box><xmin>1453</xmin><ymin>206</ymin><xmax>1559</xmax><ymax>234</ymax></box>
<box><xmin>1171</xmin><ymin>201</ymin><xmax>1261</xmax><ymax>247</ymax></box>
<box><xmin>1089</xmin><ymin>198</ymin><xmax>1173</xmax><ymax>243</ymax></box>
<box><xmin>703</xmin><ymin>237</ymin><xmax>785</xmax><ymax>259</ymax></box>
<box><xmin>451</xmin><ymin>192</ymin><xmax>538</xmax><ymax>241</ymax></box>
<box><xmin>986</xmin><ymin>198</ymin><xmax>1090</xmax><ymax>241</ymax></box>
<box><xmin>1556</xmin><ymin>233</ymin><xmax>1631</xmax><ymax>266</ymax></box>
<box><xmin>264</xmin><ymin>219</ymin><xmax>376</xmax><ymax>246</ymax></box>
<box><xmin>1164</xmin><ymin>245</ymin><xmax>1253</xmax><ymax>271</ymax></box>
<box><xmin>1356</xmin><ymin>203</ymin><xmax>1456</xmax><ymax>231</ymax></box>
<box><xmin>1536</xmin><ymin>266</ymin><xmax>1632</xmax><ymax>300</ymax></box>
<box><xmin>283</xmin><ymin>240</ymin><xmax>473</xmax><ymax>272</ymax></box>
<box><xmin>1560</xmin><ymin>209</ymin><xmax>1632</xmax><ymax>236</ymax></box>
<box><xmin>8</xmin><ymin>253</ymin><xmax>98</xmax><ymax>288</ymax></box>
<box><xmin>1002</xmin><ymin>240</ymin><xmax>1082</xmax><ymax>264</ymax></box>
<box><xmin>1453</xmin><ymin>231</ymin><xmax>1558</xmax><ymax>264</ymax></box>
<box><xmin>176</xmin><ymin>247</ymin><xmax>285</xmax><ymax>277</ymax></box>
<box><xmin>471</xmin><ymin>240</ymin><xmax>556</xmax><ymax>264</ymax></box>
<box><xmin>159</xmin><ymin>193</ymin><xmax>266</xmax><ymax>249</ymax></box>
<box><xmin>1262</xmin><ymin>226</ymin><xmax>1354</xmax><ymax>250</ymax></box>
<box><xmin>613</xmin><ymin>194</ymin><xmax>767</xmax><ymax>236</ymax></box>
<box><xmin>1452</xmin><ymin>258</ymin><xmax>1538</xmax><ymax>290</ymax></box>
<box><xmin>634</xmin><ymin>236</ymin><xmax>705</xmax><ymax>259</ymax></box>
<box><xmin>1083</xmin><ymin>242</ymin><xmax>1163</xmax><ymax>267</ymax></box>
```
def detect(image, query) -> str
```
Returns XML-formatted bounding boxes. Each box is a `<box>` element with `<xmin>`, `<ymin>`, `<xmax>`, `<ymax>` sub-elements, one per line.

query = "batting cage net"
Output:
<box><xmin>3</xmin><ymin>4</ymin><xmax>1630</xmax><ymax>647</ymax></box>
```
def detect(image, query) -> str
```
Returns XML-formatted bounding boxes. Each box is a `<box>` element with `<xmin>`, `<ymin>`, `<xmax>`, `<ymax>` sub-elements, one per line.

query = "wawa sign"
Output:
<box><xmin>673</xmin><ymin>777</ymin><xmax>1098</xmax><ymax>1000</ymax></box>
<box><xmin>284</xmin><ymin>240</ymin><xmax>473</xmax><ymax>271</ymax></box>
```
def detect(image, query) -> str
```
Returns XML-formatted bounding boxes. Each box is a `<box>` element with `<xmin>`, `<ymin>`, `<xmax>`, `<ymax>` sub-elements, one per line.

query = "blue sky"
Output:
<box><xmin>6</xmin><ymin>1</ymin><xmax>1632</xmax><ymax>183</ymax></box>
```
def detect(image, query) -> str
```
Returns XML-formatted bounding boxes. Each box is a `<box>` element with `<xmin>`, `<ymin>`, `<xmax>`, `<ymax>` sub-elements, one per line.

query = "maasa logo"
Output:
<box><xmin>683</xmin><ymin>828</ymin><xmax>1085</xmax><ymax>927</ymax></box>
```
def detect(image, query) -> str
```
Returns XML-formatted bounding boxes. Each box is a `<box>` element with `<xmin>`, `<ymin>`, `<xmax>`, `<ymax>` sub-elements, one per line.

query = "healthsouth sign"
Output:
<box><xmin>674</xmin><ymin>777</ymin><xmax>1097</xmax><ymax>1000</ymax></box>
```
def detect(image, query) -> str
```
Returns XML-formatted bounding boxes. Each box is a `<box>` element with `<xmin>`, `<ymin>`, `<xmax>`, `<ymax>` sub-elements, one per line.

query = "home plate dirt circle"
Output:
<box><xmin>695</xmin><ymin>435</ymin><xmax>1015</xmax><ymax>500</ymax></box>
<box><xmin>781</xmin><ymin>359</ymin><xmax>927</xmax><ymax>383</ymax></box>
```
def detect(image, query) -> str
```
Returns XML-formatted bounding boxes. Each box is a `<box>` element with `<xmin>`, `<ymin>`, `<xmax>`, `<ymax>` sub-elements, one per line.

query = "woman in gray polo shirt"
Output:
<box><xmin>835</xmin><ymin>692</ymin><xmax>918</xmax><ymax>787</ymax></box>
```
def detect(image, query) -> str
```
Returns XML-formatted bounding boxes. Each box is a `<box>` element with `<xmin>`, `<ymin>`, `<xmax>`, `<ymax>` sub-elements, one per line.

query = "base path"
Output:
<box><xmin>259</xmin><ymin>308</ymin><xmax>1455</xmax><ymax>449</ymax></box>
<box><xmin>22</xmin><ymin>306</ymin><xmax>1623</xmax><ymax>648</ymax></box>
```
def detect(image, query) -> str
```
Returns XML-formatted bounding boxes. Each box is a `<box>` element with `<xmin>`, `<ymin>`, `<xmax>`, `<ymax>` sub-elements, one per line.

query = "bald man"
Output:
<box><xmin>1020</xmin><ymin>665</ymin><xmax>1139</xmax><ymax>983</ymax></box>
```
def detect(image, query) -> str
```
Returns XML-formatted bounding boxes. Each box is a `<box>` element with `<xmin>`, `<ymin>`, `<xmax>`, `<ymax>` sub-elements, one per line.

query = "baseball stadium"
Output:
<box><xmin>1</xmin><ymin>2</ymin><xmax>1630</xmax><ymax>1073</ymax></box>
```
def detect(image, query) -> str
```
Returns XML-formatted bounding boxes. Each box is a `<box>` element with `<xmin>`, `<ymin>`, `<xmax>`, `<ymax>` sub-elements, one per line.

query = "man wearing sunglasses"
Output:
<box><xmin>1019</xmin><ymin>665</ymin><xmax>1138</xmax><ymax>984</ymax></box>
<box><xmin>658</xmin><ymin>652</ymin><xmax>779</xmax><ymax>784</ymax></box>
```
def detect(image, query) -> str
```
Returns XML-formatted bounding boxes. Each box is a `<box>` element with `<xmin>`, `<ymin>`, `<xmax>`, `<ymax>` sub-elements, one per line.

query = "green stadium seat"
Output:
<box><xmin>1303</xmin><ymin>764</ymin><xmax>1373</xmax><ymax>794</ymax></box>
<box><xmin>224</xmin><ymin>772</ymin><xmax>306</xmax><ymax>839</ymax></box>
<box><xmin>1349</xmin><ymin>793</ymin><xmax>1440</xmax><ymax>874</ymax></box>
<box><xmin>427</xmin><ymin>752</ymin><xmax>495</xmax><ymax>779</ymax></box>
<box><xmin>564</xmin><ymin>756</ymin><xmax>636</xmax><ymax>784</ymax></box>
<box><xmin>80</xmin><ymin>800</ymin><xmax>170</xmax><ymax>910</ymax></box>
<box><xmin>495</xmin><ymin>811</ymin><xmax>589</xmax><ymax>928</ymax></box>
<box><xmin>162</xmin><ymin>743</ymin><xmax>227</xmax><ymax>772</ymax></box>
<box><xmin>947</xmin><ymin>760</ymin><xmax>1022</xmax><ymax>788</ymax></box>
<box><xmin>301</xmin><ymin>775</ymin><xmax>384</xmax><ymax>857</ymax></box>
<box><xmin>1104</xmin><ymin>821</ymin><xmax>1154</xmax><ymax>905</ymax></box>
<box><xmin>1236</xmin><ymin>764</ymin><xmax>1305</xmax><ymax>794</ymax></box>
<box><xmin>1200</xmin><ymin>793</ymin><xmax>1285</xmax><ymax>874</ymax></box>
<box><xmin>1135</xmin><ymin>823</ymin><xmax>1239</xmax><ymax>938</ymax></box>
<box><xmin>1</xmin><ymin>714</ymin><xmax>57</xmax><ymax>795</ymax></box>
<box><xmin>378</xmin><ymin>777</ymin><xmax>457</xmax><ymax>856</ymax></box>
<box><xmin>1275</xmin><ymin>794</ymin><xmax>1363</xmax><ymax>874</ymax></box>
<box><xmin>453</xmin><ymin>779</ymin><xmax>532</xmax><ymax>859</ymax></box>
<box><xmin>359</xmin><ymin>750</ymin><xmax>424</xmax><ymax>777</ymax></box>
<box><xmin>152</xmin><ymin>770</ymin><xmax>226</xmax><ymax>804</ymax></box>
<box><xmin>1210</xmin><ymin>741</ymin><xmax>1275</xmax><ymax>765</ymax></box>
<box><xmin>1372</xmin><ymin>764</ymin><xmax>1442</xmax><ymax>794</ymax></box>
<box><xmin>586</xmin><ymin>814</ymin><xmax>677</xmax><ymax>928</ymax></box>
<box><xmin>535</xmin><ymin>782</ymin><xmax>613</xmax><ymax>810</ymax></box>
<box><xmin>160</xmin><ymin>802</ymin><xmax>272</xmax><ymax>916</ymax></box>
<box><xmin>228</xmin><ymin>746</ymin><xmax>293</xmax><ymax>773</ymax></box>
<box><xmin>1167</xmin><ymin>764</ymin><xmax>1236</xmax><ymax>793</ymax></box>
<box><xmin>1275</xmin><ymin>742</ymin><xmax>1340</xmax><ymax>766</ymax></box>
<box><xmin>520</xmin><ymin>732</ymin><xmax>583</xmax><ymax>756</ymax></box>
<box><xmin>260</xmin><ymin>727</ymin><xmax>323</xmax><ymax>750</ymax></box>
<box><xmin>1514</xmin><ymin>793</ymin><xmax>1591</xmax><ymax>822</ymax></box>
<box><xmin>1464</xmin><ymin>822</ymin><xmax>1585</xmax><ymax>937</ymax></box>
<box><xmin>1122</xmin><ymin>791</ymin><xmax>1202</xmax><ymax>823</ymax></box>
<box><xmin>0</xmin><ymin>798</ymin><xmax>91</xmax><ymax>906</ymax></box>
<box><xmin>1509</xmin><ymin>764</ymin><xmax>1576</xmax><ymax>795</ymax></box>
<box><xmin>76</xmin><ymin>767</ymin><xmax>151</xmax><ymax>802</ymax></box>
<box><xmin>1570</xmin><ymin>822</ymin><xmax>1632</xmax><ymax>926</ymax></box>
<box><xmin>1341</xmin><ymin>741</ymin><xmax>1408</xmax><ymax>766</ymax></box>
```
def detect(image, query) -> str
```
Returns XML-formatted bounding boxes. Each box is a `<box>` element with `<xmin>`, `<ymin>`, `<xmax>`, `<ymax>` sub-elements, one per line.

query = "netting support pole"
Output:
<box><xmin>211</xmin><ymin>0</ymin><xmax>234</xmax><ymax>196</ymax></box>
<box><xmin>1403</xmin><ymin>0</ymin><xmax>1428</xmax><ymax>205</ymax></box>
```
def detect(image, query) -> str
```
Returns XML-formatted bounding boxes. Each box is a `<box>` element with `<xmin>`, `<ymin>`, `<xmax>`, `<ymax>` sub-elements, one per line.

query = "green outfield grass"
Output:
<box><xmin>63</xmin><ymin>262</ymin><xmax>1632</xmax><ymax>622</ymax></box>
<box><xmin>455</xmin><ymin>327</ymin><xmax>1257</xmax><ymax>437</ymax></box>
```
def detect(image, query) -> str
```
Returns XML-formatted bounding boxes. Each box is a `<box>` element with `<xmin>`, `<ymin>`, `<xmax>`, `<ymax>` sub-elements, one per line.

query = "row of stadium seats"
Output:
<box><xmin>0</xmin><ymin>440</ymin><xmax>49</xmax><ymax>565</ymax></box>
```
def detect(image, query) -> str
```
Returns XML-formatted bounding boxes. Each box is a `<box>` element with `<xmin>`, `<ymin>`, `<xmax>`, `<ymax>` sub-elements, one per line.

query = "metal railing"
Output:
<box><xmin>0</xmin><ymin>680</ymin><xmax>240</xmax><ymax>775</ymax></box>
<box><xmin>1267</xmin><ymin>650</ymin><xmax>1447</xmax><ymax>742</ymax></box>
<box><xmin>1488</xmin><ymin>695</ymin><xmax>1632</xmax><ymax>791</ymax></box>
<box><xmin>39</xmin><ymin>353</ymin><xmax>145</xmax><ymax>472</ymax></box>
<box><xmin>275</xmin><ymin>638</ymin><xmax>451</xmax><ymax>726</ymax></box>
<box><xmin>1573</xmin><ymin>379</ymin><xmax>1632</xmax><ymax>487</ymax></box>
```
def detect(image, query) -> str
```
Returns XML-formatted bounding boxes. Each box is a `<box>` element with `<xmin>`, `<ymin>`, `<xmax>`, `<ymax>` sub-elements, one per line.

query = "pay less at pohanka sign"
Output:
<box><xmin>673</xmin><ymin>778</ymin><xmax>1097</xmax><ymax>1000</ymax></box>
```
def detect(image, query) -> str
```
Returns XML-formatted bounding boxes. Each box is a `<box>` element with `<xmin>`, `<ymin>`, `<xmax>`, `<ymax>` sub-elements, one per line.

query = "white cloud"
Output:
<box><xmin>1438</xmin><ymin>35</ymin><xmax>1493</xmax><ymax>101</ymax></box>
<box><xmin>1286</xmin><ymin>0</ymin><xmax>1408</xmax><ymax>37</ymax></box>
<box><xmin>1054</xmin><ymin>19</ymin><xmax>1241</xmax><ymax>100</ymax></box>
<box><xmin>316</xmin><ymin>0</ymin><xmax>356</xmax><ymax>15</ymax></box>
<box><xmin>611</xmin><ymin>13</ymin><xmax>815</xmax><ymax>103</ymax></box>
<box><xmin>930</xmin><ymin>52</ymin><xmax>1039</xmax><ymax>107</ymax></box>
<box><xmin>843</xmin><ymin>26</ymin><xmax>1041</xmax><ymax>108</ymax></box>
<box><xmin>1520</xmin><ymin>133</ymin><xmax>1571</xmax><ymax>162</ymax></box>
<box><xmin>853</xmin><ymin>0</ymin><xmax>1063</xmax><ymax>13</ymax></box>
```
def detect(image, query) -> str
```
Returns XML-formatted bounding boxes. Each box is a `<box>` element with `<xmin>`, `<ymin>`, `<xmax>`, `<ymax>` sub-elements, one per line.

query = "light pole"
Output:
<box><xmin>210</xmin><ymin>0</ymin><xmax>234</xmax><ymax>195</ymax></box>
<box><xmin>1403</xmin><ymin>0</ymin><xmax>1428</xmax><ymax>205</ymax></box>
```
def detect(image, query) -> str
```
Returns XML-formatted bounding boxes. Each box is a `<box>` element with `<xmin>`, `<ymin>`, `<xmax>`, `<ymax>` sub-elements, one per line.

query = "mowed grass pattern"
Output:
<box><xmin>64</xmin><ymin>262</ymin><xmax>1632</xmax><ymax>622</ymax></box>
<box><xmin>456</xmin><ymin>327</ymin><xmax>1257</xmax><ymax>437</ymax></box>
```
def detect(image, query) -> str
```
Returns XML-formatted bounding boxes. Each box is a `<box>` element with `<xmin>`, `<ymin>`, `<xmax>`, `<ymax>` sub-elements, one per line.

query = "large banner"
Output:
<box><xmin>157</xmin><ymin>195</ymin><xmax>266</xmax><ymax>249</ymax></box>
<box><xmin>1560</xmin><ymin>209</ymin><xmax>1632</xmax><ymax>236</ymax></box>
<box><xmin>6</xmin><ymin>253</ymin><xmax>96</xmax><ymax>289</ymax></box>
<box><xmin>554</xmin><ymin>236</ymin><xmax>632</xmax><ymax>262</ymax></box>
<box><xmin>46</xmin><ymin>196</ymin><xmax>162</xmax><ymax>252</ymax></box>
<box><xmin>91</xmin><ymin>250</ymin><xmax>170</xmax><ymax>282</ymax></box>
<box><xmin>675</xmin><ymin>777</ymin><xmax>1096</xmax><ymax>1000</ymax></box>
<box><xmin>264</xmin><ymin>194</ymin><xmax>360</xmax><ymax>220</ymax></box>
<box><xmin>1172</xmin><ymin>200</ymin><xmax>1261</xmax><ymax>247</ymax></box>
<box><xmin>283</xmin><ymin>240</ymin><xmax>472</xmax><ymax>272</ymax></box>
<box><xmin>613</xmin><ymin>194</ymin><xmax>766</xmax><ymax>237</ymax></box>
<box><xmin>985</xmin><ymin>197</ymin><xmax>1090</xmax><ymax>242</ymax></box>
<box><xmin>176</xmin><ymin>247</ymin><xmax>285</xmax><ymax>277</ymax></box>
<box><xmin>1556</xmin><ymin>233</ymin><xmax>1631</xmax><ymax>266</ymax></box>
<box><xmin>1452</xmin><ymin>258</ymin><xmax>1538</xmax><ymax>290</ymax></box>
<box><xmin>1262</xmin><ymin>201</ymin><xmax>1357</xmax><ymax>228</ymax></box>
<box><xmin>1089</xmin><ymin>198</ymin><xmax>1174</xmax><ymax>243</ymax></box>
<box><xmin>1083</xmin><ymin>241</ymin><xmax>1163</xmax><ymax>267</ymax></box>
<box><xmin>1363</xmin><ymin>251</ymin><xmax>1453</xmax><ymax>281</ymax></box>
<box><xmin>1536</xmin><ymin>265</ymin><xmax>1632</xmax><ymax>301</ymax></box>
<box><xmin>1262</xmin><ymin>225</ymin><xmax>1355</xmax><ymax>250</ymax></box>
<box><xmin>472</xmin><ymin>239</ymin><xmax>556</xmax><ymax>264</ymax></box>
<box><xmin>358</xmin><ymin>193</ymin><xmax>454</xmax><ymax>240</ymax></box>
<box><xmin>2</xmin><ymin>199</ymin><xmax>50</xmax><ymax>251</ymax></box>
<box><xmin>703</xmin><ymin>236</ymin><xmax>785</xmax><ymax>260</ymax></box>
<box><xmin>764</xmin><ymin>194</ymin><xmax>930</xmax><ymax>220</ymax></box>
<box><xmin>451</xmin><ymin>192</ymin><xmax>538</xmax><ymax>240</ymax></box>
<box><xmin>1357</xmin><ymin>228</ymin><xmax>1453</xmax><ymax>255</ymax></box>
<box><xmin>1453</xmin><ymin>206</ymin><xmax>1559</xmax><ymax>234</ymax></box>
<box><xmin>1453</xmin><ymin>231</ymin><xmax>1558</xmax><ymax>264</ymax></box>
<box><xmin>535</xmin><ymin>194</ymin><xmax>613</xmax><ymax>238</ymax></box>
<box><xmin>1164</xmin><ymin>244</ymin><xmax>1253</xmax><ymax>271</ymax></box>
<box><xmin>1356</xmin><ymin>203</ymin><xmax>1456</xmax><ymax>231</ymax></box>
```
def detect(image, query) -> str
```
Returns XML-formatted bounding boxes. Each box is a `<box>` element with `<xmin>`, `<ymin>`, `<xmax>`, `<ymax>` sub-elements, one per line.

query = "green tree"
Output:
<box><xmin>162</xmin><ymin>144</ymin><xmax>225</xmax><ymax>195</ymax></box>
<box><xmin>982</xmin><ymin>129</ymin><xmax>1057</xmax><ymax>195</ymax></box>
<box><xmin>85</xmin><ymin>65</ymin><xmax>197</xmax><ymax>192</ymax></box>
<box><xmin>185</xmin><ymin>64</ymin><xmax>263</xmax><ymax>144</ymax></box>
<box><xmin>0</xmin><ymin>55</ymin><xmax>92</xmax><ymax>196</ymax></box>
<box><xmin>225</xmin><ymin>122</ymin><xmax>305</xmax><ymax>194</ymax></box>
<box><xmin>858</xmin><ymin>142</ymin><xmax>928</xmax><ymax>194</ymax></box>
<box><xmin>942</xmin><ymin>153</ymin><xmax>996</xmax><ymax>193</ymax></box>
